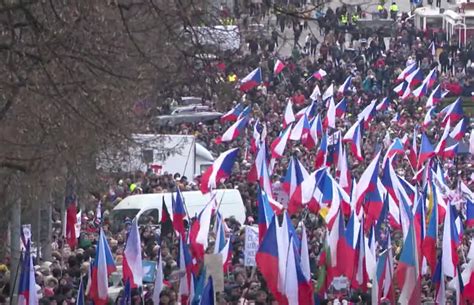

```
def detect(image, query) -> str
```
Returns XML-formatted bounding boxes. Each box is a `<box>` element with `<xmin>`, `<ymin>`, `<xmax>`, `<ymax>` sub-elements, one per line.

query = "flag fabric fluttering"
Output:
<box><xmin>313</xmin><ymin>69</ymin><xmax>327</xmax><ymax>80</ymax></box>
<box><xmin>240</xmin><ymin>67</ymin><xmax>262</xmax><ymax>91</ymax></box>
<box><xmin>152</xmin><ymin>248</ymin><xmax>164</xmax><ymax>305</ymax></box>
<box><xmin>65</xmin><ymin>195</ymin><xmax>78</xmax><ymax>250</ymax></box>
<box><xmin>18</xmin><ymin>241</ymin><xmax>38</xmax><ymax>305</ymax></box>
<box><xmin>200</xmin><ymin>148</ymin><xmax>239</xmax><ymax>193</ymax></box>
<box><xmin>172</xmin><ymin>188</ymin><xmax>187</xmax><ymax>238</ymax></box>
<box><xmin>122</xmin><ymin>218</ymin><xmax>143</xmax><ymax>288</ymax></box>
<box><xmin>220</xmin><ymin>103</ymin><xmax>243</xmax><ymax>122</ymax></box>
<box><xmin>76</xmin><ymin>276</ymin><xmax>85</xmax><ymax>305</ymax></box>
<box><xmin>283</xmin><ymin>100</ymin><xmax>296</xmax><ymax>128</ymax></box>
<box><xmin>88</xmin><ymin>228</ymin><xmax>117</xmax><ymax>305</ymax></box>
<box><xmin>161</xmin><ymin>197</ymin><xmax>174</xmax><ymax>237</ymax></box>
<box><xmin>396</xmin><ymin>199</ymin><xmax>421</xmax><ymax>305</ymax></box>
<box><xmin>215</xmin><ymin>117</ymin><xmax>249</xmax><ymax>144</ymax></box>
<box><xmin>274</xmin><ymin>59</ymin><xmax>286</xmax><ymax>75</ymax></box>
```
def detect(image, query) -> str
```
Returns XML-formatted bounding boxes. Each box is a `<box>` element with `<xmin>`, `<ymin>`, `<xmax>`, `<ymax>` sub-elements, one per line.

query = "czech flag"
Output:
<box><xmin>256</xmin><ymin>216</ymin><xmax>284</xmax><ymax>303</ymax></box>
<box><xmin>18</xmin><ymin>241</ymin><xmax>38</xmax><ymax>305</ymax></box>
<box><xmin>424</xmin><ymin>68</ymin><xmax>438</xmax><ymax>88</ymax></box>
<box><xmin>417</xmin><ymin>133</ymin><xmax>435</xmax><ymax>169</ymax></box>
<box><xmin>295</xmin><ymin>101</ymin><xmax>317</xmax><ymax>120</ymax></box>
<box><xmin>214</xmin><ymin>213</ymin><xmax>233</xmax><ymax>272</ymax></box>
<box><xmin>339</xmin><ymin>210</ymin><xmax>361</xmax><ymax>279</ymax></box>
<box><xmin>178</xmin><ymin>238</ymin><xmax>194</xmax><ymax>305</ymax></box>
<box><xmin>426</xmin><ymin>84</ymin><xmax>448</xmax><ymax>108</ymax></box>
<box><xmin>313</xmin><ymin>113</ymin><xmax>324</xmax><ymax>138</ymax></box>
<box><xmin>248</xmin><ymin>141</ymin><xmax>268</xmax><ymax>182</ymax></box>
<box><xmin>353</xmin><ymin>152</ymin><xmax>380</xmax><ymax>212</ymax></box>
<box><xmin>123</xmin><ymin>218</ymin><xmax>143</xmax><ymax>288</ymax></box>
<box><xmin>257</xmin><ymin>188</ymin><xmax>275</xmax><ymax>243</ymax></box>
<box><xmin>422</xmin><ymin>107</ymin><xmax>436</xmax><ymax>128</ymax></box>
<box><xmin>220</xmin><ymin>103</ymin><xmax>243</xmax><ymax>122</ymax></box>
<box><xmin>385</xmin><ymin>138</ymin><xmax>405</xmax><ymax>159</ymax></box>
<box><xmin>239</xmin><ymin>67</ymin><xmax>262</xmax><ymax>91</ymax></box>
<box><xmin>336</xmin><ymin>145</ymin><xmax>352</xmax><ymax>194</ymax></box>
<box><xmin>283</xmin><ymin>100</ymin><xmax>295</xmax><ymax>128</ymax></box>
<box><xmin>215</xmin><ymin>116</ymin><xmax>249</xmax><ymax>144</ymax></box>
<box><xmin>314</xmin><ymin>133</ymin><xmax>328</xmax><ymax>168</ymax></box>
<box><xmin>250</xmin><ymin>119</ymin><xmax>263</xmax><ymax>154</ymax></box>
<box><xmin>327</xmin><ymin>209</ymin><xmax>345</xmax><ymax>279</ymax></box>
<box><xmin>449</xmin><ymin>118</ymin><xmax>467</xmax><ymax>141</ymax></box>
<box><xmin>397</xmin><ymin>63</ymin><xmax>417</xmax><ymax>80</ymax></box>
<box><xmin>405</xmin><ymin>67</ymin><xmax>423</xmax><ymax>87</ymax></box>
<box><xmin>324</xmin><ymin>97</ymin><xmax>336</xmax><ymax>129</ymax></box>
<box><xmin>337</xmin><ymin>76</ymin><xmax>352</xmax><ymax>95</ymax></box>
<box><xmin>288</xmin><ymin>169</ymin><xmax>325</xmax><ymax>215</ymax></box>
<box><xmin>467</xmin><ymin>200</ymin><xmax>474</xmax><ymax>228</ymax></box>
<box><xmin>200</xmin><ymin>148</ymin><xmax>239</xmax><ymax>193</ymax></box>
<box><xmin>441</xmin><ymin>143</ymin><xmax>458</xmax><ymax>159</ymax></box>
<box><xmin>282</xmin><ymin>155</ymin><xmax>309</xmax><ymax>198</ymax></box>
<box><xmin>274</xmin><ymin>59</ymin><xmax>286</xmax><ymax>75</ymax></box>
<box><xmin>371</xmin><ymin>245</ymin><xmax>394</xmax><ymax>304</ymax></box>
<box><xmin>270</xmin><ymin>125</ymin><xmax>292</xmax><ymax>159</ymax></box>
<box><xmin>89</xmin><ymin>228</ymin><xmax>117</xmax><ymax>305</ymax></box>
<box><xmin>322</xmin><ymin>84</ymin><xmax>334</xmax><ymax>101</ymax></box>
<box><xmin>290</xmin><ymin>114</ymin><xmax>311</xmax><ymax>143</ymax></box>
<box><xmin>343</xmin><ymin>120</ymin><xmax>363</xmax><ymax>161</ymax></box>
<box><xmin>172</xmin><ymin>188</ymin><xmax>186</xmax><ymax>237</ymax></box>
<box><xmin>432</xmin><ymin>256</ymin><xmax>446</xmax><ymax>304</ymax></box>
<box><xmin>442</xmin><ymin>204</ymin><xmax>460</xmax><ymax>278</ymax></box>
<box><xmin>313</xmin><ymin>69</ymin><xmax>327</xmax><ymax>80</ymax></box>
<box><xmin>435</xmin><ymin>120</ymin><xmax>451</xmax><ymax>156</ymax></box>
<box><xmin>412</xmin><ymin>80</ymin><xmax>429</xmax><ymax>98</ymax></box>
<box><xmin>439</xmin><ymin>98</ymin><xmax>464</xmax><ymax>124</ymax></box>
<box><xmin>393</xmin><ymin>81</ymin><xmax>410</xmax><ymax>97</ymax></box>
<box><xmin>237</xmin><ymin>104</ymin><xmax>252</xmax><ymax>120</ymax></box>
<box><xmin>395</xmin><ymin>206</ymin><xmax>421</xmax><ymax>305</ymax></box>
<box><xmin>189</xmin><ymin>200</ymin><xmax>213</xmax><ymax>263</ymax></box>
<box><xmin>376</xmin><ymin>97</ymin><xmax>390</xmax><ymax>111</ymax></box>
<box><xmin>357</xmin><ymin>99</ymin><xmax>377</xmax><ymax>128</ymax></box>
<box><xmin>335</xmin><ymin>98</ymin><xmax>348</xmax><ymax>117</ymax></box>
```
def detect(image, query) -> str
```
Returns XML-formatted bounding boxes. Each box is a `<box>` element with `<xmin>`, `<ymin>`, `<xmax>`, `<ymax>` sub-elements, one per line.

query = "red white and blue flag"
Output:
<box><xmin>89</xmin><ymin>228</ymin><xmax>117</xmax><ymax>305</ymax></box>
<box><xmin>426</xmin><ymin>84</ymin><xmax>448</xmax><ymax>107</ymax></box>
<box><xmin>18</xmin><ymin>241</ymin><xmax>38</xmax><ymax>305</ymax></box>
<box><xmin>200</xmin><ymin>148</ymin><xmax>239</xmax><ymax>193</ymax></box>
<box><xmin>220</xmin><ymin>103</ymin><xmax>243</xmax><ymax>122</ymax></box>
<box><xmin>274</xmin><ymin>59</ymin><xmax>286</xmax><ymax>75</ymax></box>
<box><xmin>172</xmin><ymin>188</ymin><xmax>187</xmax><ymax>237</ymax></box>
<box><xmin>215</xmin><ymin>116</ymin><xmax>249</xmax><ymax>144</ymax></box>
<box><xmin>283</xmin><ymin>100</ymin><xmax>295</xmax><ymax>128</ymax></box>
<box><xmin>123</xmin><ymin>218</ymin><xmax>143</xmax><ymax>288</ymax></box>
<box><xmin>270</xmin><ymin>125</ymin><xmax>292</xmax><ymax>159</ymax></box>
<box><xmin>240</xmin><ymin>67</ymin><xmax>262</xmax><ymax>91</ymax></box>
<box><xmin>396</xmin><ymin>199</ymin><xmax>421</xmax><ymax>305</ymax></box>
<box><xmin>439</xmin><ymin>98</ymin><xmax>464</xmax><ymax>124</ymax></box>
<box><xmin>450</xmin><ymin>118</ymin><xmax>467</xmax><ymax>141</ymax></box>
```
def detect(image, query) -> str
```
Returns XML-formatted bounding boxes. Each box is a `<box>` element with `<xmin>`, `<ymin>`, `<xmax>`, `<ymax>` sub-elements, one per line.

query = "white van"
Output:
<box><xmin>109</xmin><ymin>189</ymin><xmax>246</xmax><ymax>231</ymax></box>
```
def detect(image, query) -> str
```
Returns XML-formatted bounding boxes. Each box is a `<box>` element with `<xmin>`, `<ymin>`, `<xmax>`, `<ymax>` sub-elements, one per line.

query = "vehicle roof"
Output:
<box><xmin>113</xmin><ymin>189</ymin><xmax>245</xmax><ymax>223</ymax></box>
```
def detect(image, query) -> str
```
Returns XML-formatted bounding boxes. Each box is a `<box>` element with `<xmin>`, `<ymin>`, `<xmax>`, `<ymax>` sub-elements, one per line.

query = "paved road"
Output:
<box><xmin>259</xmin><ymin>0</ymin><xmax>459</xmax><ymax>57</ymax></box>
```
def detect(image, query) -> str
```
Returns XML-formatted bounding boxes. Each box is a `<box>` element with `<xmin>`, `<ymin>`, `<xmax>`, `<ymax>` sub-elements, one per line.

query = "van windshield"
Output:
<box><xmin>110</xmin><ymin>209</ymin><xmax>140</xmax><ymax>232</ymax></box>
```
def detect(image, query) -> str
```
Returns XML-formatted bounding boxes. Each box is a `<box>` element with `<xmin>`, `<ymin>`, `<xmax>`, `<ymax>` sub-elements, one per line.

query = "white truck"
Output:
<box><xmin>97</xmin><ymin>134</ymin><xmax>214</xmax><ymax>178</ymax></box>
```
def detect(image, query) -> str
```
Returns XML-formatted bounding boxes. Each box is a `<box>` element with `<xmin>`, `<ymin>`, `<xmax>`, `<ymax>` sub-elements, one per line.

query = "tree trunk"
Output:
<box><xmin>9</xmin><ymin>199</ymin><xmax>21</xmax><ymax>304</ymax></box>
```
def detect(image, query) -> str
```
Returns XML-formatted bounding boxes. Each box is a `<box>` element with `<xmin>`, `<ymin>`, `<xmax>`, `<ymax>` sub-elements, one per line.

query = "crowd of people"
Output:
<box><xmin>2</xmin><ymin>1</ymin><xmax>474</xmax><ymax>305</ymax></box>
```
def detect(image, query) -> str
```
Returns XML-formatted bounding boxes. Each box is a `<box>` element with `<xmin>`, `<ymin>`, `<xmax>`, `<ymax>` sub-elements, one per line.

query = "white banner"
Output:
<box><xmin>244</xmin><ymin>226</ymin><xmax>259</xmax><ymax>267</ymax></box>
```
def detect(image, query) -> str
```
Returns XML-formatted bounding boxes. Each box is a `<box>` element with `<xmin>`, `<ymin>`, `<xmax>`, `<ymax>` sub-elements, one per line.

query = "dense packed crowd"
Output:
<box><xmin>2</xmin><ymin>2</ymin><xmax>473</xmax><ymax>305</ymax></box>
